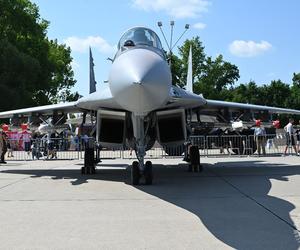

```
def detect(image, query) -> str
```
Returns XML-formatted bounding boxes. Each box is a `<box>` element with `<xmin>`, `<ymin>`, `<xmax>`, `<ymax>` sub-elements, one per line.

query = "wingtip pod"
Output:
<box><xmin>185</xmin><ymin>45</ymin><xmax>193</xmax><ymax>93</ymax></box>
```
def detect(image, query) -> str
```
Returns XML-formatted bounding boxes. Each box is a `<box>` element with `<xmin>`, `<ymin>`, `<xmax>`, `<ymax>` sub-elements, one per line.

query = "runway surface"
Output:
<box><xmin>0</xmin><ymin>156</ymin><xmax>300</xmax><ymax>249</ymax></box>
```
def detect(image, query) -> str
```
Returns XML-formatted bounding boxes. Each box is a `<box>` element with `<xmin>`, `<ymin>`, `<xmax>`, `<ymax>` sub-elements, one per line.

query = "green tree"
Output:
<box><xmin>262</xmin><ymin>80</ymin><xmax>290</xmax><ymax>107</ymax></box>
<box><xmin>230</xmin><ymin>81</ymin><xmax>264</xmax><ymax>104</ymax></box>
<box><xmin>194</xmin><ymin>55</ymin><xmax>240</xmax><ymax>99</ymax></box>
<box><xmin>178</xmin><ymin>36</ymin><xmax>206</xmax><ymax>85</ymax></box>
<box><xmin>172</xmin><ymin>37</ymin><xmax>239</xmax><ymax>97</ymax></box>
<box><xmin>0</xmin><ymin>39</ymin><xmax>41</xmax><ymax>110</ymax></box>
<box><xmin>0</xmin><ymin>0</ymin><xmax>77</xmax><ymax>111</ymax></box>
<box><xmin>168</xmin><ymin>53</ymin><xmax>183</xmax><ymax>86</ymax></box>
<box><xmin>288</xmin><ymin>73</ymin><xmax>300</xmax><ymax>109</ymax></box>
<box><xmin>39</xmin><ymin>39</ymin><xmax>76</xmax><ymax>104</ymax></box>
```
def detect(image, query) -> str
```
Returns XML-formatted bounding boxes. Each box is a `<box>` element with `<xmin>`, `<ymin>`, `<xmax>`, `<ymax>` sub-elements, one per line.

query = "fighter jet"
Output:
<box><xmin>1</xmin><ymin>26</ymin><xmax>300</xmax><ymax>185</ymax></box>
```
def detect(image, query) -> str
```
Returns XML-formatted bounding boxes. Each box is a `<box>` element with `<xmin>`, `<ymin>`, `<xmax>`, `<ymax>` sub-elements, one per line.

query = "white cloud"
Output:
<box><xmin>229</xmin><ymin>40</ymin><xmax>272</xmax><ymax>57</ymax></box>
<box><xmin>64</xmin><ymin>36</ymin><xmax>116</xmax><ymax>54</ymax></box>
<box><xmin>193</xmin><ymin>22</ymin><xmax>206</xmax><ymax>30</ymax></box>
<box><xmin>132</xmin><ymin>0</ymin><xmax>210</xmax><ymax>19</ymax></box>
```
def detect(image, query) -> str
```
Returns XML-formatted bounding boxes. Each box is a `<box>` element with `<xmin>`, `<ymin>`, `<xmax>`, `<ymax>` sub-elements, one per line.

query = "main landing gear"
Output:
<box><xmin>188</xmin><ymin>145</ymin><xmax>203</xmax><ymax>173</ymax></box>
<box><xmin>131</xmin><ymin>160</ymin><xmax>153</xmax><ymax>185</ymax></box>
<box><xmin>81</xmin><ymin>145</ymin><xmax>96</xmax><ymax>175</ymax></box>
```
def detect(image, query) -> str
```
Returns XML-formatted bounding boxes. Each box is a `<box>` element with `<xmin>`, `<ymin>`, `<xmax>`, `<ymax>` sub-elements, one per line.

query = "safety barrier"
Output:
<box><xmin>2</xmin><ymin>133</ymin><xmax>297</xmax><ymax>161</ymax></box>
<box><xmin>5</xmin><ymin>138</ymin><xmax>81</xmax><ymax>161</ymax></box>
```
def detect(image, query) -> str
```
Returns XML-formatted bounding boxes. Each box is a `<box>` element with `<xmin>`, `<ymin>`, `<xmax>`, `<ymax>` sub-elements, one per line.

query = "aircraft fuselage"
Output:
<box><xmin>109</xmin><ymin>47</ymin><xmax>171</xmax><ymax>116</ymax></box>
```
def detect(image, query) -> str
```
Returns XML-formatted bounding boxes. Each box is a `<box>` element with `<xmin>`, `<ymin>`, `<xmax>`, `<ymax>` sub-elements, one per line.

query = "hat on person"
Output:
<box><xmin>255</xmin><ymin>120</ymin><xmax>261</xmax><ymax>126</ymax></box>
<box><xmin>272</xmin><ymin>120</ymin><xmax>280</xmax><ymax>129</ymax></box>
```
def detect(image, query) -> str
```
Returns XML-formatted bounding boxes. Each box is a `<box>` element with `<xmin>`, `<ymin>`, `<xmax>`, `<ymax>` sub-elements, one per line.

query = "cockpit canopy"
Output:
<box><xmin>118</xmin><ymin>27</ymin><xmax>163</xmax><ymax>50</ymax></box>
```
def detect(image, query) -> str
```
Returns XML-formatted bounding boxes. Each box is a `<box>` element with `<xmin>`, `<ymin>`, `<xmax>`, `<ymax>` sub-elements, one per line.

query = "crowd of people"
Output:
<box><xmin>253</xmin><ymin>118</ymin><xmax>300</xmax><ymax>156</ymax></box>
<box><xmin>1</xmin><ymin>119</ymin><xmax>300</xmax><ymax>163</ymax></box>
<box><xmin>0</xmin><ymin>129</ymin><xmax>61</xmax><ymax>161</ymax></box>
<box><xmin>0</xmin><ymin>123</ymin><xmax>98</xmax><ymax>163</ymax></box>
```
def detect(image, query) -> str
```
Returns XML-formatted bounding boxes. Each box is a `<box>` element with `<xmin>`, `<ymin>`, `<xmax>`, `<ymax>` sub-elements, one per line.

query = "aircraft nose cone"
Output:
<box><xmin>109</xmin><ymin>48</ymin><xmax>171</xmax><ymax>115</ymax></box>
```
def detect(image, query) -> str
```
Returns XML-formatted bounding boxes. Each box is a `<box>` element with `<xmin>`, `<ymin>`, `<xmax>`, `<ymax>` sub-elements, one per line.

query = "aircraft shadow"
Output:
<box><xmin>1</xmin><ymin>161</ymin><xmax>300</xmax><ymax>249</ymax></box>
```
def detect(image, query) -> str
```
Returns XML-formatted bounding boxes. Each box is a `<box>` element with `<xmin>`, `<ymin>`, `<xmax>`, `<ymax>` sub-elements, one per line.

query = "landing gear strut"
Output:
<box><xmin>130</xmin><ymin>114</ymin><xmax>153</xmax><ymax>185</ymax></box>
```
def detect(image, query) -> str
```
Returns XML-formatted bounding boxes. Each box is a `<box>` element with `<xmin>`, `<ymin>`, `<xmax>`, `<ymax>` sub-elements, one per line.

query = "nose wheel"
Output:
<box><xmin>131</xmin><ymin>160</ymin><xmax>153</xmax><ymax>185</ymax></box>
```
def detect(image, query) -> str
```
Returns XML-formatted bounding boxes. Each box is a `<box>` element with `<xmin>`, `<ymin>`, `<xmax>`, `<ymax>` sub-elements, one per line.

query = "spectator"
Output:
<box><xmin>46</xmin><ymin>133</ymin><xmax>57</xmax><ymax>159</ymax></box>
<box><xmin>82</xmin><ymin>134</ymin><xmax>89</xmax><ymax>149</ymax></box>
<box><xmin>21</xmin><ymin>129</ymin><xmax>31</xmax><ymax>156</ymax></box>
<box><xmin>31</xmin><ymin>133</ymin><xmax>41</xmax><ymax>160</ymax></box>
<box><xmin>0</xmin><ymin>131</ymin><xmax>8</xmax><ymax>164</ymax></box>
<box><xmin>183</xmin><ymin>140</ymin><xmax>191</xmax><ymax>162</ymax></box>
<box><xmin>254</xmin><ymin>120</ymin><xmax>266</xmax><ymax>156</ymax></box>
<box><xmin>74</xmin><ymin>135</ymin><xmax>80</xmax><ymax>151</ymax></box>
<box><xmin>6</xmin><ymin>134</ymin><xmax>13</xmax><ymax>158</ymax></box>
<box><xmin>295</xmin><ymin>120</ymin><xmax>300</xmax><ymax>153</ymax></box>
<box><xmin>283</xmin><ymin>118</ymin><xmax>298</xmax><ymax>156</ymax></box>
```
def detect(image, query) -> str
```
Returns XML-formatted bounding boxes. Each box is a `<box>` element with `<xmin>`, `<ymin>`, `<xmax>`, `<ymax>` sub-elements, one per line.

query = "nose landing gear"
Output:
<box><xmin>130</xmin><ymin>114</ymin><xmax>154</xmax><ymax>185</ymax></box>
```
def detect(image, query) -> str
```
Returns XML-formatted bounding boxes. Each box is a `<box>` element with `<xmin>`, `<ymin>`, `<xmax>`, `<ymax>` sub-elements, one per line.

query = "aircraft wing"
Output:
<box><xmin>0</xmin><ymin>101</ymin><xmax>80</xmax><ymax>118</ymax></box>
<box><xmin>0</xmin><ymin>84</ymin><xmax>122</xmax><ymax>119</ymax></box>
<box><xmin>204</xmin><ymin>99</ymin><xmax>300</xmax><ymax>115</ymax></box>
<box><xmin>164</xmin><ymin>86</ymin><xmax>207</xmax><ymax>109</ymax></box>
<box><xmin>165</xmin><ymin>86</ymin><xmax>300</xmax><ymax>116</ymax></box>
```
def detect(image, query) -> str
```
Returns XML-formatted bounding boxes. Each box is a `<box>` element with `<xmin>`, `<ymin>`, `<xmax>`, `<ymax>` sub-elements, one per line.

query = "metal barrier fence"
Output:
<box><xmin>190</xmin><ymin>133</ymin><xmax>291</xmax><ymax>157</ymax></box>
<box><xmin>2</xmin><ymin>133</ymin><xmax>296</xmax><ymax>161</ymax></box>
<box><xmin>5</xmin><ymin>138</ymin><xmax>81</xmax><ymax>161</ymax></box>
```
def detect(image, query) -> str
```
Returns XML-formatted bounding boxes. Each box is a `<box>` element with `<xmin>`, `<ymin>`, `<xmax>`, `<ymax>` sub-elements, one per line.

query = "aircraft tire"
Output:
<box><xmin>81</xmin><ymin>166</ymin><xmax>96</xmax><ymax>175</ymax></box>
<box><xmin>131</xmin><ymin>161</ymin><xmax>140</xmax><ymax>185</ymax></box>
<box><xmin>199</xmin><ymin>164</ymin><xmax>203</xmax><ymax>172</ymax></box>
<box><xmin>189</xmin><ymin>146</ymin><xmax>201</xmax><ymax>173</ymax></box>
<box><xmin>144</xmin><ymin>161</ymin><xmax>153</xmax><ymax>185</ymax></box>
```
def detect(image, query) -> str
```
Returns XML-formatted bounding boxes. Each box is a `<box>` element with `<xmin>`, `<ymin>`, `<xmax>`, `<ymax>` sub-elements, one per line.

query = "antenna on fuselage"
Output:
<box><xmin>157</xmin><ymin>21</ymin><xmax>189</xmax><ymax>68</ymax></box>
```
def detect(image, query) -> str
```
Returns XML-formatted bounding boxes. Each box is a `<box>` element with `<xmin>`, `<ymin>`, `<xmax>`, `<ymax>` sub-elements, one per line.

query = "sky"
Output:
<box><xmin>32</xmin><ymin>0</ymin><xmax>300</xmax><ymax>96</ymax></box>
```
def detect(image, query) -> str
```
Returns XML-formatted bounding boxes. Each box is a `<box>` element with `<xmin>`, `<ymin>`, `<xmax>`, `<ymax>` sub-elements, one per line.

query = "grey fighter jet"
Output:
<box><xmin>1</xmin><ymin>27</ymin><xmax>300</xmax><ymax>185</ymax></box>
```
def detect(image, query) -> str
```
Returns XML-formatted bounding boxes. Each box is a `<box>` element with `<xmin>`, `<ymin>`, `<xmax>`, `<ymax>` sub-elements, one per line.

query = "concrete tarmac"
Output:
<box><xmin>0</xmin><ymin>156</ymin><xmax>300</xmax><ymax>250</ymax></box>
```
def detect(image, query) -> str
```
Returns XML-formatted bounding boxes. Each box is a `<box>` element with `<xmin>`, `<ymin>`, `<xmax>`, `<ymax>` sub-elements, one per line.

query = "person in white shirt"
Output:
<box><xmin>295</xmin><ymin>120</ymin><xmax>300</xmax><ymax>153</ymax></box>
<box><xmin>283</xmin><ymin>118</ymin><xmax>298</xmax><ymax>156</ymax></box>
<box><xmin>254</xmin><ymin>120</ymin><xmax>266</xmax><ymax>156</ymax></box>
